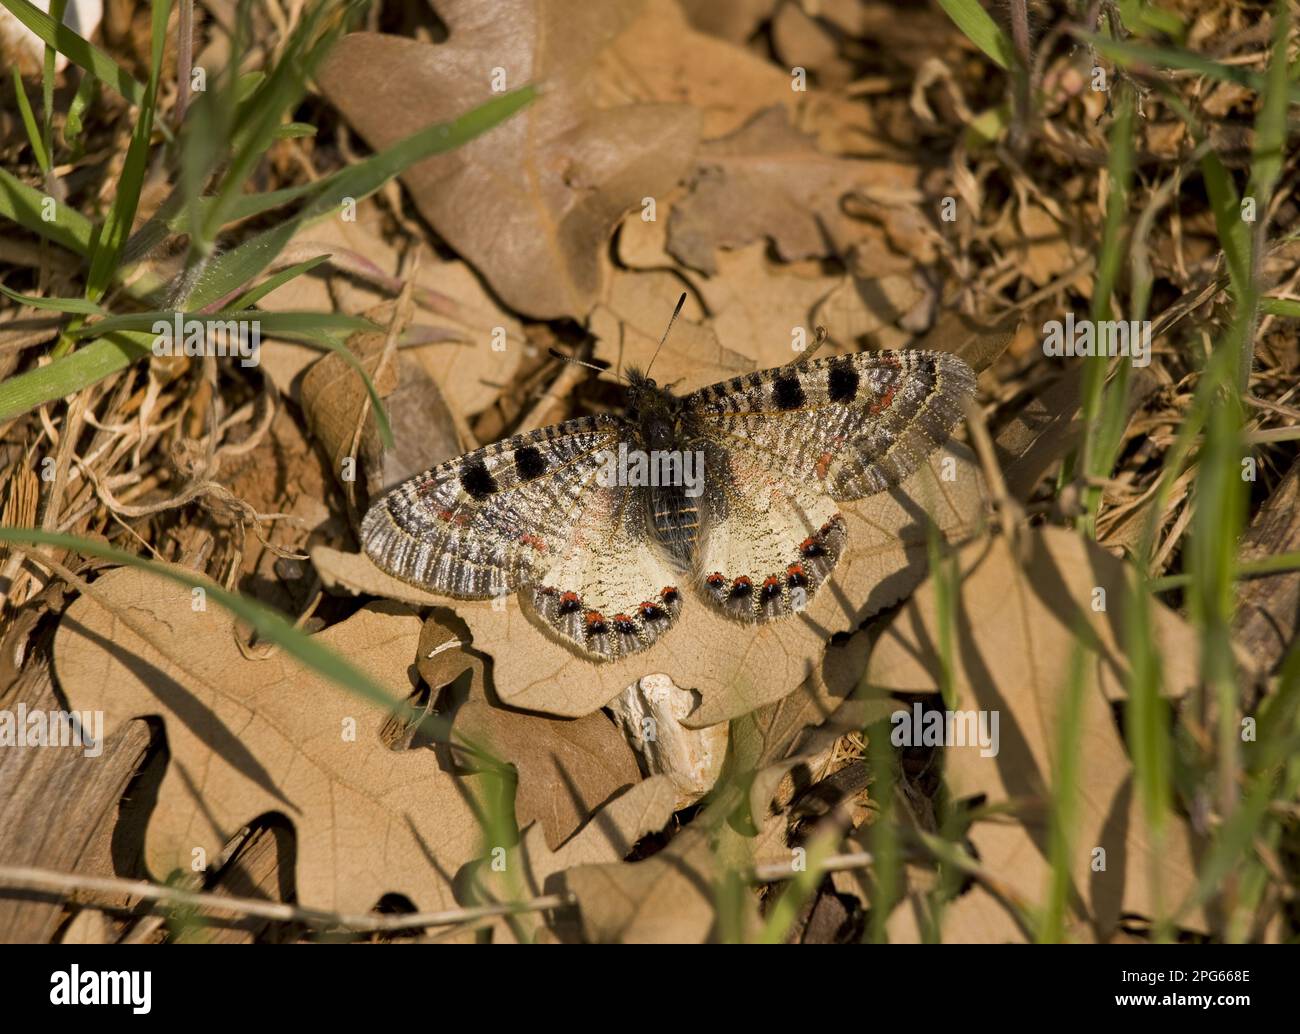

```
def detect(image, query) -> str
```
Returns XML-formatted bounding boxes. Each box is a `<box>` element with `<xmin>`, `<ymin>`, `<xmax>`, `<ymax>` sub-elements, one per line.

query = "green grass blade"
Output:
<box><xmin>0</xmin><ymin>282</ymin><xmax>105</xmax><ymax>314</ymax></box>
<box><xmin>228</xmin><ymin>255</ymin><xmax>331</xmax><ymax>310</ymax></box>
<box><xmin>1200</xmin><ymin>152</ymin><xmax>1251</xmax><ymax>295</ymax></box>
<box><xmin>1087</xmin><ymin>34</ymin><xmax>1300</xmax><ymax>104</ymax></box>
<box><xmin>41</xmin><ymin>0</ymin><xmax>67</xmax><ymax>174</ymax></box>
<box><xmin>63</xmin><ymin>66</ymin><xmax>98</xmax><ymax>144</ymax></box>
<box><xmin>1261</xmin><ymin>297</ymin><xmax>1300</xmax><ymax>318</ymax></box>
<box><xmin>1245</xmin><ymin>2</ymin><xmax>1291</xmax><ymax>206</ymax></box>
<box><xmin>11</xmin><ymin>66</ymin><xmax>50</xmax><ymax>173</ymax></box>
<box><xmin>0</xmin><ymin>334</ymin><xmax>153</xmax><ymax>422</ymax></box>
<box><xmin>81</xmin><ymin>0</ymin><xmax>169</xmax><ymax>306</ymax></box>
<box><xmin>200</xmin><ymin>2</ymin><xmax>339</xmax><ymax>245</ymax></box>
<box><xmin>0</xmin><ymin>0</ymin><xmax>145</xmax><ymax>105</ymax></box>
<box><xmin>0</xmin><ymin>167</ymin><xmax>93</xmax><ymax>255</ymax></box>
<box><xmin>1078</xmin><ymin>87</ymin><xmax>1136</xmax><ymax>534</ymax></box>
<box><xmin>183</xmin><ymin>85</ymin><xmax>538</xmax><ymax>311</ymax></box>
<box><xmin>69</xmin><ymin>309</ymin><xmax>377</xmax><ymax>338</ymax></box>
<box><xmin>1040</xmin><ymin>640</ymin><xmax>1087</xmax><ymax>942</ymax></box>
<box><xmin>937</xmin><ymin>0</ymin><xmax>1014</xmax><ymax>70</ymax></box>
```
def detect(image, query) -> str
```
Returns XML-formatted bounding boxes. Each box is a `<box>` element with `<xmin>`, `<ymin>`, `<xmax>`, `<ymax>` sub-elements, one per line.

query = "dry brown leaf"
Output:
<box><xmin>313</xmin><ymin>543</ymin><xmax>445</xmax><ymax>608</ymax></box>
<box><xmin>298</xmin><ymin>303</ymin><xmax>401</xmax><ymax>497</ymax></box>
<box><xmin>590</xmin><ymin>268</ymin><xmax>755</xmax><ymax>392</ymax></box>
<box><xmin>694</xmin><ymin>245</ymin><xmax>846</xmax><ymax>366</ymax></box>
<box><xmin>317</xmin><ymin>2</ymin><xmax>701</xmax><ymax>319</ymax></box>
<box><xmin>457</xmin><ymin>774</ymin><xmax>680</xmax><ymax>942</ymax></box>
<box><xmin>449</xmin><ymin>698</ymin><xmax>641</xmax><ymax>851</ymax></box>
<box><xmin>723</xmin><ymin>624</ymin><xmax>893</xmax><ymax>826</ymax></box>
<box><xmin>863</xmin><ymin>527</ymin><xmax>1206</xmax><ymax>936</ymax></box>
<box><xmin>564</xmin><ymin>828</ymin><xmax>753</xmax><ymax>942</ymax></box>
<box><xmin>886</xmin><ymin>881</ymin><xmax>1037</xmax><ymax>944</ymax></box>
<box><xmin>523</xmin><ymin>774</ymin><xmax>680</xmax><ymax>884</ymax></box>
<box><xmin>666</xmin><ymin>107</ymin><xmax>917</xmax><ymax>274</ymax></box>
<box><xmin>997</xmin><ymin>201</ymin><xmax>1086</xmax><ymax>289</ymax></box>
<box><xmin>257</xmin><ymin>214</ymin><xmax>525</xmax><ymax>423</ymax></box>
<box><xmin>912</xmin><ymin>309</ymin><xmax>1018</xmax><ymax>375</ymax></box>
<box><xmin>771</xmin><ymin>1</ymin><xmax>852</xmax><ymax>87</ymax></box>
<box><xmin>612</xmin><ymin>226</ymin><xmax>921</xmax><ymax>368</ymax></box>
<box><xmin>53</xmin><ymin>569</ymin><xmax>487</xmax><ymax>914</ymax></box>
<box><xmin>678</xmin><ymin>0</ymin><xmax>776</xmax><ymax>43</ymax></box>
<box><xmin>595</xmin><ymin>0</ymin><xmax>795</xmax><ymax>139</ymax></box>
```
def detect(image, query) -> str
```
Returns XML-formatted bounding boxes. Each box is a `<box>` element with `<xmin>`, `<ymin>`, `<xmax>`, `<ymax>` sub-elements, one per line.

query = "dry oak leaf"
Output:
<box><xmin>257</xmin><ymin>213</ymin><xmax>524</xmax><ymax>422</ymax></box>
<box><xmin>299</xmin><ymin>302</ymin><xmax>404</xmax><ymax>497</ymax></box>
<box><xmin>53</xmin><ymin>569</ymin><xmax>487</xmax><ymax>915</ymax></box>
<box><xmin>727</xmin><ymin>624</ymin><xmax>893</xmax><ymax>824</ymax></box>
<box><xmin>448</xmin><ymin>698</ymin><xmax>642</xmax><ymax>851</ymax></box>
<box><xmin>691</xmin><ymin>245</ymin><xmax>923</xmax><ymax>365</ymax></box>
<box><xmin>667</xmin><ymin>106</ymin><xmax>918</xmax><ymax>274</ymax></box>
<box><xmin>564</xmin><ymin>828</ymin><xmax>757</xmax><ymax>943</ymax></box>
<box><xmin>678</xmin><ymin>0</ymin><xmax>776</xmax><ymax>43</ymax></box>
<box><xmin>317</xmin><ymin>445</ymin><xmax>986</xmax><ymax>724</ymax></box>
<box><xmin>599</xmin><ymin>234</ymin><xmax>867</xmax><ymax>378</ymax></box>
<box><xmin>458</xmin><ymin>774</ymin><xmax>681</xmax><ymax>942</ymax></box>
<box><xmin>863</xmin><ymin>527</ymin><xmax>1207</xmax><ymax>937</ymax></box>
<box><xmin>316</xmin><ymin>1</ymin><xmax>701</xmax><ymax>320</ymax></box>
<box><xmin>590</xmin><ymin>268</ymin><xmax>756</xmax><ymax>393</ymax></box>
<box><xmin>885</xmin><ymin>873</ymin><xmax>1044</xmax><ymax>944</ymax></box>
<box><xmin>595</xmin><ymin>0</ymin><xmax>808</xmax><ymax>139</ymax></box>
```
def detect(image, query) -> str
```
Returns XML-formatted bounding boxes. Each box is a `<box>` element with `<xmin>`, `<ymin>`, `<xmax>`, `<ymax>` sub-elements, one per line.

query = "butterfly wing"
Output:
<box><xmin>530</xmin><ymin>482</ymin><xmax>684</xmax><ymax>660</ymax></box>
<box><xmin>685</xmin><ymin>350</ymin><xmax>975</xmax><ymax>500</ymax></box>
<box><xmin>361</xmin><ymin>413</ymin><xmax>682</xmax><ymax>659</ymax></box>
<box><xmin>362</xmin><ymin>415</ymin><xmax>622</xmax><ymax>598</ymax></box>
<box><xmin>684</xmin><ymin>350</ymin><xmax>974</xmax><ymax>622</ymax></box>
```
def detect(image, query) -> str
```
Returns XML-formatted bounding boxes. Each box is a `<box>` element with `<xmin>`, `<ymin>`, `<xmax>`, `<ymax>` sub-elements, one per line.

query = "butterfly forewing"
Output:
<box><xmin>361</xmin><ymin>414</ymin><xmax>621</xmax><ymax>598</ymax></box>
<box><xmin>684</xmin><ymin>350</ymin><xmax>975</xmax><ymax>500</ymax></box>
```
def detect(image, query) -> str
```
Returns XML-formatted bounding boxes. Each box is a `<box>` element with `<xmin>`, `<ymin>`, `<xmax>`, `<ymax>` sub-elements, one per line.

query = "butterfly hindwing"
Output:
<box><xmin>531</xmin><ymin>484</ymin><xmax>684</xmax><ymax>660</ymax></box>
<box><xmin>695</xmin><ymin>440</ymin><xmax>844</xmax><ymax>622</ymax></box>
<box><xmin>684</xmin><ymin>350</ymin><xmax>975</xmax><ymax>500</ymax></box>
<box><xmin>361</xmin><ymin>414</ymin><xmax>622</xmax><ymax>598</ymax></box>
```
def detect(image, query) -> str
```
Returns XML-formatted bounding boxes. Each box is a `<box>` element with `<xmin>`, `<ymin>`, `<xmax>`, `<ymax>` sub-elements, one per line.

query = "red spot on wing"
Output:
<box><xmin>518</xmin><ymin>533</ymin><xmax>547</xmax><ymax>553</ymax></box>
<box><xmin>815</xmin><ymin>452</ymin><xmax>833</xmax><ymax>479</ymax></box>
<box><xmin>868</xmin><ymin>382</ymin><xmax>898</xmax><ymax>416</ymax></box>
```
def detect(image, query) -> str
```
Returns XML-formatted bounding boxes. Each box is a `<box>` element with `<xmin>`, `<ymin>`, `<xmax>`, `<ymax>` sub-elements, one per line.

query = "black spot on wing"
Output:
<box><xmin>828</xmin><ymin>360</ymin><xmax>860</xmax><ymax>403</ymax></box>
<box><xmin>460</xmin><ymin>460</ymin><xmax>498</xmax><ymax>499</ymax></box>
<box><xmin>772</xmin><ymin>373</ymin><xmax>806</xmax><ymax>410</ymax></box>
<box><xmin>513</xmin><ymin>445</ymin><xmax>547</xmax><ymax>480</ymax></box>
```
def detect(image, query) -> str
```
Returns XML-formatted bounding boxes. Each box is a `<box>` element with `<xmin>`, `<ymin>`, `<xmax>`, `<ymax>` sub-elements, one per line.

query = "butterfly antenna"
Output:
<box><xmin>786</xmin><ymin>325</ymin><xmax>828</xmax><ymax>366</ymax></box>
<box><xmin>644</xmin><ymin>293</ymin><xmax>687</xmax><ymax>380</ymax></box>
<box><xmin>547</xmin><ymin>347</ymin><xmax>619</xmax><ymax>379</ymax></box>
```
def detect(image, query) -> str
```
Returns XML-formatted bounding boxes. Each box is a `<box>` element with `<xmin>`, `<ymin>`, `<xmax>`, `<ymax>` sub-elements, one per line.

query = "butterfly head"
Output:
<box><xmin>625</xmin><ymin>366</ymin><xmax>684</xmax><ymax>451</ymax></box>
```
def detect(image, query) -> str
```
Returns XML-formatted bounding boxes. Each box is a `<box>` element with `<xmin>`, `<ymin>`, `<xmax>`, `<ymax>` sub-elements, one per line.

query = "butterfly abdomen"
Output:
<box><xmin>650</xmin><ymin>484</ymin><xmax>699</xmax><ymax>569</ymax></box>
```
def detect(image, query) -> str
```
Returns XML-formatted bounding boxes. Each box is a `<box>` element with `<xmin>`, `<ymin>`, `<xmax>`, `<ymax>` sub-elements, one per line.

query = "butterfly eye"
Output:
<box><xmin>645</xmin><ymin>377</ymin><xmax>656</xmax><ymax>387</ymax></box>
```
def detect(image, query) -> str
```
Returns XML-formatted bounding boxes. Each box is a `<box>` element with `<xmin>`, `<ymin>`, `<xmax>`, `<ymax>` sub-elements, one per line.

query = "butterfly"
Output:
<box><xmin>361</xmin><ymin>338</ymin><xmax>975</xmax><ymax>661</ymax></box>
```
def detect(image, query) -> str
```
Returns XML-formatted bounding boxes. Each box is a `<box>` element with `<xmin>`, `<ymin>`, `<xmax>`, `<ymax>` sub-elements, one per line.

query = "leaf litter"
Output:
<box><xmin>1</xmin><ymin>0</ymin><xmax>1297</xmax><ymax>945</ymax></box>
